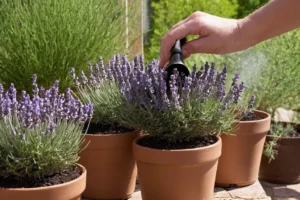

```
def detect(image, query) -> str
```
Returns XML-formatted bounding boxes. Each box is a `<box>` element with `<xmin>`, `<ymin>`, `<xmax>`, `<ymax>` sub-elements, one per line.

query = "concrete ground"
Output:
<box><xmin>83</xmin><ymin>179</ymin><xmax>300</xmax><ymax>200</ymax></box>
<box><xmin>129</xmin><ymin>180</ymin><xmax>271</xmax><ymax>200</ymax></box>
<box><xmin>261</xmin><ymin>181</ymin><xmax>300</xmax><ymax>200</ymax></box>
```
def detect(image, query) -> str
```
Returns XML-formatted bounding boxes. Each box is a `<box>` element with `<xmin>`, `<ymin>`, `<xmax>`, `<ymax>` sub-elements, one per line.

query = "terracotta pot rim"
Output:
<box><xmin>83</xmin><ymin>129</ymin><xmax>141</xmax><ymax>137</ymax></box>
<box><xmin>0</xmin><ymin>164</ymin><xmax>86</xmax><ymax>191</ymax></box>
<box><xmin>133</xmin><ymin>135</ymin><xmax>221</xmax><ymax>152</ymax></box>
<box><xmin>238</xmin><ymin>110</ymin><xmax>271</xmax><ymax>124</ymax></box>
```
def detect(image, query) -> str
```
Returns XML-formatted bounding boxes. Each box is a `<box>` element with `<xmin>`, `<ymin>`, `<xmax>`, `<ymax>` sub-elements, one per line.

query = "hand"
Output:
<box><xmin>159</xmin><ymin>11</ymin><xmax>243</xmax><ymax>68</ymax></box>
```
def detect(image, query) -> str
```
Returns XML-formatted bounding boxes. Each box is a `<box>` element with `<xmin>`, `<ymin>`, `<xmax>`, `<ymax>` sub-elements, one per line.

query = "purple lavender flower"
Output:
<box><xmin>70</xmin><ymin>68</ymin><xmax>80</xmax><ymax>87</ymax></box>
<box><xmin>220</xmin><ymin>66</ymin><xmax>228</xmax><ymax>85</ymax></box>
<box><xmin>32</xmin><ymin>74</ymin><xmax>39</xmax><ymax>96</ymax></box>
<box><xmin>39</xmin><ymin>87</ymin><xmax>45</xmax><ymax>97</ymax></box>
<box><xmin>70</xmin><ymin>54</ymin><xmax>251</xmax><ymax>117</ymax></box>
<box><xmin>207</xmin><ymin>63</ymin><xmax>215</xmax><ymax>84</ymax></box>
<box><xmin>1</xmin><ymin>93</ymin><xmax>11</xmax><ymax>117</ymax></box>
<box><xmin>215</xmin><ymin>83</ymin><xmax>225</xmax><ymax>101</ymax></box>
<box><xmin>88</xmin><ymin>62</ymin><xmax>97</xmax><ymax>85</ymax></box>
<box><xmin>94</xmin><ymin>64</ymin><xmax>101</xmax><ymax>82</ymax></box>
<box><xmin>0</xmin><ymin>84</ymin><xmax>3</xmax><ymax>100</ymax></box>
<box><xmin>80</xmin><ymin>71</ymin><xmax>88</xmax><ymax>85</ymax></box>
<box><xmin>0</xmin><ymin>76</ymin><xmax>93</xmax><ymax>134</ymax></box>
<box><xmin>159</xmin><ymin>72</ymin><xmax>170</xmax><ymax>109</ymax></box>
<box><xmin>248</xmin><ymin>95</ymin><xmax>256</xmax><ymax>108</ymax></box>
<box><xmin>8</xmin><ymin>84</ymin><xmax>18</xmax><ymax>114</ymax></box>
<box><xmin>191</xmin><ymin>64</ymin><xmax>197</xmax><ymax>79</ymax></box>
<box><xmin>87</xmin><ymin>104</ymin><xmax>94</xmax><ymax>119</ymax></box>
<box><xmin>182</xmin><ymin>76</ymin><xmax>192</xmax><ymax>105</ymax></box>
<box><xmin>45</xmin><ymin>121</ymin><xmax>56</xmax><ymax>135</ymax></box>
<box><xmin>231</xmin><ymin>73</ymin><xmax>240</xmax><ymax>88</ymax></box>
<box><xmin>233</xmin><ymin>82</ymin><xmax>245</xmax><ymax>103</ymax></box>
<box><xmin>98</xmin><ymin>56</ymin><xmax>107</xmax><ymax>79</ymax></box>
<box><xmin>169</xmin><ymin>75</ymin><xmax>180</xmax><ymax>108</ymax></box>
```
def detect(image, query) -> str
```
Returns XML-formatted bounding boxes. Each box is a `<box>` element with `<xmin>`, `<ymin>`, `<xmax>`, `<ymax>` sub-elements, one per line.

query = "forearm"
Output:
<box><xmin>238</xmin><ymin>0</ymin><xmax>300</xmax><ymax>50</ymax></box>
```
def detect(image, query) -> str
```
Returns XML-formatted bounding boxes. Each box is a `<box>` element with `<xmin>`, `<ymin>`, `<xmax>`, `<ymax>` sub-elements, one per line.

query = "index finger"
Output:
<box><xmin>159</xmin><ymin>19</ymin><xmax>201</xmax><ymax>68</ymax></box>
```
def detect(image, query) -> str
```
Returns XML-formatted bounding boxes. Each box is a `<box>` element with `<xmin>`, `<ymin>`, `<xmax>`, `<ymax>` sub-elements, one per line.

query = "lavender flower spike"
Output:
<box><xmin>32</xmin><ymin>74</ymin><xmax>39</xmax><ymax>96</ymax></box>
<box><xmin>248</xmin><ymin>95</ymin><xmax>256</xmax><ymax>108</ymax></box>
<box><xmin>70</xmin><ymin>68</ymin><xmax>80</xmax><ymax>87</ymax></box>
<box><xmin>0</xmin><ymin>84</ymin><xmax>3</xmax><ymax>99</ymax></box>
<box><xmin>0</xmin><ymin>75</ymin><xmax>94</xmax><ymax>134</ymax></box>
<box><xmin>233</xmin><ymin>82</ymin><xmax>245</xmax><ymax>103</ymax></box>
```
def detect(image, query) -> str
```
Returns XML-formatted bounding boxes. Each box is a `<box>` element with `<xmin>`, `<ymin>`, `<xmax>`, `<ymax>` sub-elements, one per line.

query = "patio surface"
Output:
<box><xmin>261</xmin><ymin>181</ymin><xmax>300</xmax><ymax>200</ymax></box>
<box><xmin>82</xmin><ymin>179</ymin><xmax>300</xmax><ymax>200</ymax></box>
<box><xmin>128</xmin><ymin>180</ymin><xmax>271</xmax><ymax>200</ymax></box>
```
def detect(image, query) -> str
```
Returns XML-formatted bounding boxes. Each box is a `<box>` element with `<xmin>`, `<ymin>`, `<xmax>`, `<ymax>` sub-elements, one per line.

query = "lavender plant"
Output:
<box><xmin>76</xmin><ymin>55</ymin><xmax>254</xmax><ymax>143</ymax></box>
<box><xmin>70</xmin><ymin>58</ymin><xmax>126</xmax><ymax>129</ymax></box>
<box><xmin>0</xmin><ymin>76</ymin><xmax>93</xmax><ymax>181</ymax></box>
<box><xmin>263</xmin><ymin>123</ymin><xmax>299</xmax><ymax>162</ymax></box>
<box><xmin>0</xmin><ymin>0</ymin><xmax>139</xmax><ymax>92</ymax></box>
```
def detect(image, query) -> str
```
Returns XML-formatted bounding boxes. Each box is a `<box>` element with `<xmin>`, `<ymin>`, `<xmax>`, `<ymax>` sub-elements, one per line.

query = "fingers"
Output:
<box><xmin>169</xmin><ymin>17</ymin><xmax>189</xmax><ymax>32</ymax></box>
<box><xmin>182</xmin><ymin>37</ymin><xmax>212</xmax><ymax>58</ymax></box>
<box><xmin>159</xmin><ymin>19</ymin><xmax>201</xmax><ymax>68</ymax></box>
<box><xmin>168</xmin><ymin>12</ymin><xmax>198</xmax><ymax>32</ymax></box>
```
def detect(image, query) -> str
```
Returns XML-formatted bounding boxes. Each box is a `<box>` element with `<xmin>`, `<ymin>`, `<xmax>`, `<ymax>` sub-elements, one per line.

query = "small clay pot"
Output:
<box><xmin>0</xmin><ymin>164</ymin><xmax>86</xmax><ymax>200</ymax></box>
<box><xmin>215</xmin><ymin>110</ymin><xmax>271</xmax><ymax>187</ymax></box>
<box><xmin>259</xmin><ymin>124</ymin><xmax>300</xmax><ymax>184</ymax></box>
<box><xmin>79</xmin><ymin>130</ymin><xmax>141</xmax><ymax>199</ymax></box>
<box><xmin>133</xmin><ymin>135</ymin><xmax>222</xmax><ymax>200</ymax></box>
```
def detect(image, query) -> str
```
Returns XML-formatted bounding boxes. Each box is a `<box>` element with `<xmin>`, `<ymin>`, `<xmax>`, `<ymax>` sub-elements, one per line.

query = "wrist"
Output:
<box><xmin>235</xmin><ymin>17</ymin><xmax>262</xmax><ymax>51</ymax></box>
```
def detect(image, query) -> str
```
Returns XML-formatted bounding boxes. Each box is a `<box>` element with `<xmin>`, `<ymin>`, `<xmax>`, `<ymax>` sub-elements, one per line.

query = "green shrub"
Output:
<box><xmin>0</xmin><ymin>0</ymin><xmax>138</xmax><ymax>92</ymax></box>
<box><xmin>236</xmin><ymin>0</ymin><xmax>269</xmax><ymax>18</ymax></box>
<box><xmin>220</xmin><ymin>29</ymin><xmax>300</xmax><ymax>114</ymax></box>
<box><xmin>145</xmin><ymin>0</ymin><xmax>239</xmax><ymax>62</ymax></box>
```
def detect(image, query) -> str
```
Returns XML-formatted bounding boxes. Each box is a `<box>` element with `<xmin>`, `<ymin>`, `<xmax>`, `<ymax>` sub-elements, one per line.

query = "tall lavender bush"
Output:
<box><xmin>0</xmin><ymin>76</ymin><xmax>93</xmax><ymax>180</ymax></box>
<box><xmin>0</xmin><ymin>0</ymin><xmax>139</xmax><ymax>92</ymax></box>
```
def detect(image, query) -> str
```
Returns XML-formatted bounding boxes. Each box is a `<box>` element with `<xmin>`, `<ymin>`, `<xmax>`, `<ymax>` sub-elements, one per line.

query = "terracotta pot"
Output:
<box><xmin>79</xmin><ymin>130</ymin><xmax>141</xmax><ymax>199</ymax></box>
<box><xmin>133</xmin><ymin>135</ymin><xmax>222</xmax><ymax>200</ymax></box>
<box><xmin>0</xmin><ymin>164</ymin><xmax>86</xmax><ymax>200</ymax></box>
<box><xmin>259</xmin><ymin>132</ymin><xmax>300</xmax><ymax>184</ymax></box>
<box><xmin>215</xmin><ymin>110</ymin><xmax>271</xmax><ymax>187</ymax></box>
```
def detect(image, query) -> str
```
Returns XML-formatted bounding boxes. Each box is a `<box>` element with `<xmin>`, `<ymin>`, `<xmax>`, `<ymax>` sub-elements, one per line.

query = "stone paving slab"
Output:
<box><xmin>260</xmin><ymin>181</ymin><xmax>300</xmax><ymax>200</ymax></box>
<box><xmin>82</xmin><ymin>180</ymin><xmax>271</xmax><ymax>200</ymax></box>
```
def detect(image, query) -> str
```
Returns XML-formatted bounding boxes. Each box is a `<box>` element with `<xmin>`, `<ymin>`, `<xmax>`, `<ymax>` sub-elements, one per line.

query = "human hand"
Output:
<box><xmin>159</xmin><ymin>11</ymin><xmax>244</xmax><ymax>68</ymax></box>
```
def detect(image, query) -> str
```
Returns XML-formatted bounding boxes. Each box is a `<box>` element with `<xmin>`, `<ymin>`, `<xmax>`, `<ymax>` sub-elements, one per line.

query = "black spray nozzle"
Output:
<box><xmin>164</xmin><ymin>37</ymin><xmax>190</xmax><ymax>91</ymax></box>
<box><xmin>171</xmin><ymin>37</ymin><xmax>187</xmax><ymax>55</ymax></box>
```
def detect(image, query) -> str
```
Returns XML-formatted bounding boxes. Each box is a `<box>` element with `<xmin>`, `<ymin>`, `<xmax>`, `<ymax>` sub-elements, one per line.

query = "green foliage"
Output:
<box><xmin>145</xmin><ymin>0</ymin><xmax>239</xmax><ymax>61</ymax></box>
<box><xmin>263</xmin><ymin>123</ymin><xmax>295</xmax><ymax>161</ymax></box>
<box><xmin>236</xmin><ymin>0</ymin><xmax>269</xmax><ymax>18</ymax></box>
<box><xmin>0</xmin><ymin>0</ymin><xmax>138</xmax><ymax>92</ymax></box>
<box><xmin>118</xmin><ymin>95</ymin><xmax>240</xmax><ymax>143</ymax></box>
<box><xmin>216</xmin><ymin>29</ymin><xmax>300</xmax><ymax>115</ymax></box>
<box><xmin>0</xmin><ymin>117</ymin><xmax>83</xmax><ymax>180</ymax></box>
<box><xmin>75</xmin><ymin>81</ymin><xmax>124</xmax><ymax>126</ymax></box>
<box><xmin>252</xmin><ymin>29</ymin><xmax>300</xmax><ymax>113</ymax></box>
